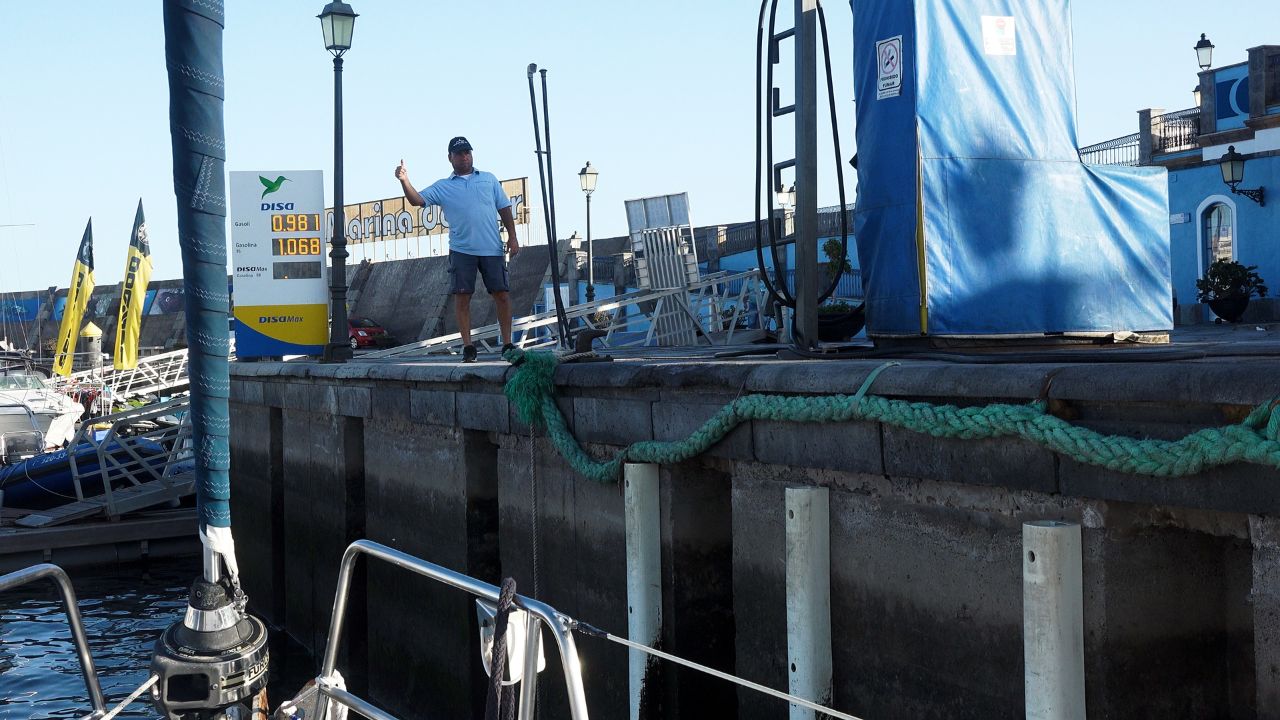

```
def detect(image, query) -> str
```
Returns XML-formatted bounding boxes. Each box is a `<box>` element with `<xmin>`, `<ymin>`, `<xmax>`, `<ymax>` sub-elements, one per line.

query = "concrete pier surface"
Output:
<box><xmin>229</xmin><ymin>323</ymin><xmax>1280</xmax><ymax>719</ymax></box>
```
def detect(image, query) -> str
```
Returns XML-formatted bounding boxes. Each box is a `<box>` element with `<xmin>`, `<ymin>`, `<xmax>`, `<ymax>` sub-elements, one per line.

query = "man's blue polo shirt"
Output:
<box><xmin>418</xmin><ymin>170</ymin><xmax>511</xmax><ymax>257</ymax></box>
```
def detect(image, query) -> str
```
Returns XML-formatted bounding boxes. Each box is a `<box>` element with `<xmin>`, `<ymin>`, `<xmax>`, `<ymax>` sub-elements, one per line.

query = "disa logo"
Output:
<box><xmin>261</xmin><ymin>202</ymin><xmax>296</xmax><ymax>211</ymax></box>
<box><xmin>259</xmin><ymin>315</ymin><xmax>303</xmax><ymax>324</ymax></box>
<box><xmin>259</xmin><ymin>175</ymin><xmax>289</xmax><ymax>199</ymax></box>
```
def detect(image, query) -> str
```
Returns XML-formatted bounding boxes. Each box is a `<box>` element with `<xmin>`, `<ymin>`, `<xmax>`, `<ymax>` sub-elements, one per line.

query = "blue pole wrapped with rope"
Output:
<box><xmin>151</xmin><ymin>4</ymin><xmax>269</xmax><ymax>718</ymax></box>
<box><xmin>163</xmin><ymin>0</ymin><xmax>235</xmax><ymax>563</ymax></box>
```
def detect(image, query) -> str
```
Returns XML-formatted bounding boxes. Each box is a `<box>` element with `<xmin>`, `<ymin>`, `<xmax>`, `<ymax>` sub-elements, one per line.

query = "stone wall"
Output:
<box><xmin>229</xmin><ymin>355</ymin><xmax>1280</xmax><ymax>719</ymax></box>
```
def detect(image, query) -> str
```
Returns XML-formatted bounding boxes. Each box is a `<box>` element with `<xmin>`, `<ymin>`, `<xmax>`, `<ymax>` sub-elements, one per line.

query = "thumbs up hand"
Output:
<box><xmin>394</xmin><ymin>159</ymin><xmax>408</xmax><ymax>181</ymax></box>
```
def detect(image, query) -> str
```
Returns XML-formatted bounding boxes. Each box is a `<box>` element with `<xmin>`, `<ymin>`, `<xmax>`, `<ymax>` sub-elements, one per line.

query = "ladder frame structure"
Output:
<box><xmin>363</xmin><ymin>270</ymin><xmax>770</xmax><ymax>360</ymax></box>
<box><xmin>4</xmin><ymin>396</ymin><xmax>195</xmax><ymax>528</ymax></box>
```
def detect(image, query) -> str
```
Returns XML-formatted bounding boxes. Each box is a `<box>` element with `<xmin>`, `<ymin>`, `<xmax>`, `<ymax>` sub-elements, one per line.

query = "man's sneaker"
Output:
<box><xmin>461</xmin><ymin>344</ymin><xmax>478</xmax><ymax>363</ymax></box>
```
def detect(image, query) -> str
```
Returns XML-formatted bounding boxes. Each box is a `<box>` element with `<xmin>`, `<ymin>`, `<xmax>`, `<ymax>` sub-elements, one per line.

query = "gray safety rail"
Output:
<box><xmin>314</xmin><ymin>540</ymin><xmax>591</xmax><ymax>720</ymax></box>
<box><xmin>363</xmin><ymin>269</ymin><xmax>768</xmax><ymax>359</ymax></box>
<box><xmin>7</xmin><ymin>396</ymin><xmax>195</xmax><ymax>528</ymax></box>
<box><xmin>52</xmin><ymin>349</ymin><xmax>191</xmax><ymax>402</ymax></box>
<box><xmin>0</xmin><ymin>563</ymin><xmax>107</xmax><ymax>718</ymax></box>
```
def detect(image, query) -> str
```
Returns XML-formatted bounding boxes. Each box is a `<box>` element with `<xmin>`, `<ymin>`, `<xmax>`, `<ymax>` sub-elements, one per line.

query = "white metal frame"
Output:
<box><xmin>364</xmin><ymin>270</ymin><xmax>769</xmax><ymax>359</ymax></box>
<box><xmin>52</xmin><ymin>348</ymin><xmax>190</xmax><ymax>401</ymax></box>
<box><xmin>60</xmin><ymin>396</ymin><xmax>194</xmax><ymax>519</ymax></box>
<box><xmin>316</xmin><ymin>540</ymin><xmax>592</xmax><ymax>720</ymax></box>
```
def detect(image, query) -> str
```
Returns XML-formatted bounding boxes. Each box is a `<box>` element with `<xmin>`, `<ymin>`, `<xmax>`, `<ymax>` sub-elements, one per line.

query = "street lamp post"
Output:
<box><xmin>1220</xmin><ymin>145</ymin><xmax>1266</xmax><ymax>206</ymax></box>
<box><xmin>578</xmin><ymin>162</ymin><xmax>598</xmax><ymax>302</ymax></box>
<box><xmin>319</xmin><ymin>1</ymin><xmax>358</xmax><ymax>363</ymax></box>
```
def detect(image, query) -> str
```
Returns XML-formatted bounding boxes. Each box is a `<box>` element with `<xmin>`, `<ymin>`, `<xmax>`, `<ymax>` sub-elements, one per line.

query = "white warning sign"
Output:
<box><xmin>876</xmin><ymin>36</ymin><xmax>903</xmax><ymax>100</ymax></box>
<box><xmin>981</xmin><ymin>16</ymin><xmax>1017</xmax><ymax>56</ymax></box>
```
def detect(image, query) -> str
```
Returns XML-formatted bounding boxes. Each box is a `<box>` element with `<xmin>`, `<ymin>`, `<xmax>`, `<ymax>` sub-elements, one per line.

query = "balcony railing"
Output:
<box><xmin>718</xmin><ymin>206</ymin><xmax>856</xmax><ymax>257</ymax></box>
<box><xmin>1079</xmin><ymin>133</ymin><xmax>1139</xmax><ymax>166</ymax></box>
<box><xmin>1151</xmin><ymin>107</ymin><xmax>1200</xmax><ymax>154</ymax></box>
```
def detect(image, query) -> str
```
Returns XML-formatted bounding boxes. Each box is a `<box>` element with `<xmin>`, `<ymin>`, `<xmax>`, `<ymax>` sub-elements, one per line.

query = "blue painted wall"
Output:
<box><xmin>1212</xmin><ymin>64</ymin><xmax>1251</xmax><ymax>132</ymax></box>
<box><xmin>1168</xmin><ymin>157</ymin><xmax>1280</xmax><ymax>306</ymax></box>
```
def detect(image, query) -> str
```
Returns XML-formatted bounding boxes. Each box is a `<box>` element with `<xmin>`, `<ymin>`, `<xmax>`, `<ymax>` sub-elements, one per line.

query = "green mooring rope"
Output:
<box><xmin>502</xmin><ymin>349</ymin><xmax>1280</xmax><ymax>484</ymax></box>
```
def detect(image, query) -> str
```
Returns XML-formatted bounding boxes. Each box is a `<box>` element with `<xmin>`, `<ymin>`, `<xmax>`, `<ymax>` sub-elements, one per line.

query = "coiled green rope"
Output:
<box><xmin>503</xmin><ymin>348</ymin><xmax>1280</xmax><ymax>484</ymax></box>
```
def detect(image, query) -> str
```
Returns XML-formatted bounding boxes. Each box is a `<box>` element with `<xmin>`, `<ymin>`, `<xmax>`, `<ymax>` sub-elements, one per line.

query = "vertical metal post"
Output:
<box><xmin>786</xmin><ymin>487</ymin><xmax>832</xmax><ymax>720</ymax></box>
<box><xmin>517</xmin><ymin>616</ymin><xmax>543</xmax><ymax>720</ymax></box>
<box><xmin>793</xmin><ymin>0</ymin><xmax>819</xmax><ymax>348</ymax></box>
<box><xmin>325</xmin><ymin>55</ymin><xmax>352</xmax><ymax>362</ymax></box>
<box><xmin>1023</xmin><ymin>520</ymin><xmax>1086</xmax><ymax>720</ymax></box>
<box><xmin>625</xmin><ymin>462</ymin><xmax>662</xmax><ymax>720</ymax></box>
<box><xmin>586</xmin><ymin>193</ymin><xmax>595</xmax><ymax>303</ymax></box>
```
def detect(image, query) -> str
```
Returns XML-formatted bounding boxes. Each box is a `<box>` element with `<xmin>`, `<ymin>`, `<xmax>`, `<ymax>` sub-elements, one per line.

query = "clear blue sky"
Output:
<box><xmin>0</xmin><ymin>1</ymin><xmax>1274</xmax><ymax>290</ymax></box>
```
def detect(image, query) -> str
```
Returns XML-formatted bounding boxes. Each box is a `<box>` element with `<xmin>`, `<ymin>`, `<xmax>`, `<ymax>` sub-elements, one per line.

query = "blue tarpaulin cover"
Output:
<box><xmin>851</xmin><ymin>0</ymin><xmax>1172</xmax><ymax>337</ymax></box>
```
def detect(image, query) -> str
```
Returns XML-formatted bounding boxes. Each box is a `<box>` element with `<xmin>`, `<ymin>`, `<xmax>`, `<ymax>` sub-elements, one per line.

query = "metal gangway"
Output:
<box><xmin>1</xmin><ymin>396</ymin><xmax>195</xmax><ymax>528</ymax></box>
<box><xmin>364</xmin><ymin>269</ymin><xmax>771</xmax><ymax>359</ymax></box>
<box><xmin>52</xmin><ymin>348</ymin><xmax>190</xmax><ymax>402</ymax></box>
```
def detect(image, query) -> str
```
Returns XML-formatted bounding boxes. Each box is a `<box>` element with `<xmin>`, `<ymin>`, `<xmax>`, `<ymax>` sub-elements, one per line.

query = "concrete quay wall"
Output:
<box><xmin>229</xmin><ymin>356</ymin><xmax>1280</xmax><ymax>719</ymax></box>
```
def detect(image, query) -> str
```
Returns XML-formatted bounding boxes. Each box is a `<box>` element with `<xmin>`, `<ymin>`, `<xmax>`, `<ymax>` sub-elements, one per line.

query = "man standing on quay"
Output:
<box><xmin>396</xmin><ymin>136</ymin><xmax>520</xmax><ymax>362</ymax></box>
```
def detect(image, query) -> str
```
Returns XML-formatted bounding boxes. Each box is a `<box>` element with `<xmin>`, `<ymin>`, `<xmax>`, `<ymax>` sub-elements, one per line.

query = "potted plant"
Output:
<box><xmin>815</xmin><ymin>239</ymin><xmax>864</xmax><ymax>341</ymax></box>
<box><xmin>817</xmin><ymin>299</ymin><xmax>865</xmax><ymax>341</ymax></box>
<box><xmin>1195</xmin><ymin>259</ymin><xmax>1268</xmax><ymax>323</ymax></box>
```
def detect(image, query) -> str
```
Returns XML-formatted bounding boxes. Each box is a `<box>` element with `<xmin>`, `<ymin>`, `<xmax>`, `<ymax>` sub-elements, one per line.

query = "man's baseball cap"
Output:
<box><xmin>448</xmin><ymin>136</ymin><xmax>473</xmax><ymax>154</ymax></box>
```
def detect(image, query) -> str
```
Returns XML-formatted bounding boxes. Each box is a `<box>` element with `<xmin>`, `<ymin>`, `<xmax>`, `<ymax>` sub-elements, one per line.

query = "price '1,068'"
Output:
<box><xmin>272</xmin><ymin>237</ymin><xmax>323</xmax><ymax>257</ymax></box>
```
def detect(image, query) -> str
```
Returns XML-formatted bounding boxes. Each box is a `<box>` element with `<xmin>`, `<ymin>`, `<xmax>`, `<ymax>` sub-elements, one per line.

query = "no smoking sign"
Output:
<box><xmin>876</xmin><ymin>35</ymin><xmax>903</xmax><ymax>99</ymax></box>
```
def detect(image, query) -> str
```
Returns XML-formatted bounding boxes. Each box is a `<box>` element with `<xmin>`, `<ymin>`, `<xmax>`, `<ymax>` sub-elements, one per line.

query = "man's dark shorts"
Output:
<box><xmin>449</xmin><ymin>251</ymin><xmax>509</xmax><ymax>294</ymax></box>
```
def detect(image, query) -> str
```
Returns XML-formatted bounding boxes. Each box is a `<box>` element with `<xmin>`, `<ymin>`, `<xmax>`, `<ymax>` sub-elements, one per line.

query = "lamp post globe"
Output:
<box><xmin>319</xmin><ymin>2</ymin><xmax>358</xmax><ymax>362</ymax></box>
<box><xmin>1220</xmin><ymin>146</ymin><xmax>1245</xmax><ymax>187</ymax></box>
<box><xmin>1195</xmin><ymin>33</ymin><xmax>1214</xmax><ymax>70</ymax></box>
<box><xmin>319</xmin><ymin>2</ymin><xmax>358</xmax><ymax>55</ymax></box>
<box><xmin>1193</xmin><ymin>84</ymin><xmax>1201</xmax><ymax>108</ymax></box>
<box><xmin>1220</xmin><ymin>145</ymin><xmax>1267</xmax><ymax>207</ymax></box>
<box><xmin>579</xmin><ymin>162</ymin><xmax>598</xmax><ymax>303</ymax></box>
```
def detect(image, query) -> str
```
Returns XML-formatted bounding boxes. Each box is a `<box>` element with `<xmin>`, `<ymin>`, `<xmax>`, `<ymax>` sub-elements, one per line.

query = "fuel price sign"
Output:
<box><xmin>230</xmin><ymin>170</ymin><xmax>328</xmax><ymax>358</ymax></box>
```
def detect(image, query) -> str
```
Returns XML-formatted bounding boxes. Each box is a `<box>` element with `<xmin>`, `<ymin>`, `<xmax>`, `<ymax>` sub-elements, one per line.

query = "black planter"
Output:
<box><xmin>1208</xmin><ymin>295</ymin><xmax>1250</xmax><ymax>323</ymax></box>
<box><xmin>817</xmin><ymin>306</ymin><xmax>866</xmax><ymax>342</ymax></box>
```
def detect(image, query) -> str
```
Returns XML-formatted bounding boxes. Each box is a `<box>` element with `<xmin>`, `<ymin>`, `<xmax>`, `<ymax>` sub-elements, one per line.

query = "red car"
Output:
<box><xmin>348</xmin><ymin>317</ymin><xmax>394</xmax><ymax>349</ymax></box>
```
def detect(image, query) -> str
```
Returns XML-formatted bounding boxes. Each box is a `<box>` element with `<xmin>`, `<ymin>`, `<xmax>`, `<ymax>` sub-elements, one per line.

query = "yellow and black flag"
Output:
<box><xmin>53</xmin><ymin>220</ymin><xmax>96</xmax><ymax>376</ymax></box>
<box><xmin>113</xmin><ymin>200</ymin><xmax>153</xmax><ymax>370</ymax></box>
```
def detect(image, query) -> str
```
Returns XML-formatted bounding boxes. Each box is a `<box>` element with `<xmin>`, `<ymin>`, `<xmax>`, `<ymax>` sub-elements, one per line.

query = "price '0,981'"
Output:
<box><xmin>271</xmin><ymin>213</ymin><xmax>322</xmax><ymax>233</ymax></box>
<box><xmin>272</xmin><ymin>237</ymin><xmax>323</xmax><ymax>256</ymax></box>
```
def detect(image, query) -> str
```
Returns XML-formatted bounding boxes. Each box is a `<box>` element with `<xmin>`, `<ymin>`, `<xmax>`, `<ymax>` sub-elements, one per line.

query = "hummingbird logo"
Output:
<box><xmin>259</xmin><ymin>175</ymin><xmax>290</xmax><ymax>199</ymax></box>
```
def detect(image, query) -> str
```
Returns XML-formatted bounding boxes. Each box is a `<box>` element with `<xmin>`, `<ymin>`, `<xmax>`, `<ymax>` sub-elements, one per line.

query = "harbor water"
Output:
<box><xmin>1</xmin><ymin>558</ymin><xmax>313</xmax><ymax>719</ymax></box>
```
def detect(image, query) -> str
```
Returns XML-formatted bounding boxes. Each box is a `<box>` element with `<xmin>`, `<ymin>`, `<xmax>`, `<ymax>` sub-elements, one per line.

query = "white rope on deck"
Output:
<box><xmin>578</xmin><ymin>624</ymin><xmax>864</xmax><ymax>720</ymax></box>
<box><xmin>86</xmin><ymin>673</ymin><xmax>159</xmax><ymax>720</ymax></box>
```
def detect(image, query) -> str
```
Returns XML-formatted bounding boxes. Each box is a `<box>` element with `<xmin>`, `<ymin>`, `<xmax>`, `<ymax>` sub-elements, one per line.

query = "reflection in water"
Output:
<box><xmin>1</xmin><ymin>559</ymin><xmax>195</xmax><ymax>719</ymax></box>
<box><xmin>2</xmin><ymin>558</ymin><xmax>315</xmax><ymax>719</ymax></box>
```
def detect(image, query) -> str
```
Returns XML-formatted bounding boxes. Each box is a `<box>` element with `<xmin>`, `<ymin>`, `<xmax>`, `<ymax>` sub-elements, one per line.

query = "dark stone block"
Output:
<box><xmin>363</xmin><ymin>420</ymin><xmax>478</xmax><ymax>720</ymax></box>
<box><xmin>827</xmin><ymin>482</ymin><xmax>1024</xmax><ymax>720</ymax></box>
<box><xmin>336</xmin><ymin>385</ymin><xmax>372</xmax><ymax>418</ymax></box>
<box><xmin>882</xmin><ymin>430</ymin><xmax>1058</xmax><ymax>493</ymax></box>
<box><xmin>457</xmin><ymin>390</ymin><xmax>510</xmax><ymax>433</ymax></box>
<box><xmin>371</xmin><ymin>384</ymin><xmax>411</xmax><ymax>422</ymax></box>
<box><xmin>572</xmin><ymin>395</ymin><xmax>653</xmax><ymax>445</ymax></box>
<box><xmin>752</xmin><ymin>419</ymin><xmax>882</xmax><ymax>475</ymax></box>
<box><xmin>410</xmin><ymin>389</ymin><xmax>455</xmax><ymax>426</ymax></box>
<box><xmin>660</xmin><ymin>464</ymin><xmax>738</xmax><ymax>717</ymax></box>
<box><xmin>1081</xmin><ymin>511</ymin><xmax>1254</xmax><ymax>719</ymax></box>
<box><xmin>496</xmin><ymin>436</ymin><xmax>629</xmax><ymax>720</ymax></box>
<box><xmin>652</xmin><ymin>396</ymin><xmax>753</xmax><ymax>461</ymax></box>
<box><xmin>729</xmin><ymin>467</ymin><xmax>788</xmax><ymax>720</ymax></box>
<box><xmin>1252</xmin><ymin>516</ymin><xmax>1280</xmax><ymax>717</ymax></box>
<box><xmin>1060</xmin><ymin>458</ymin><xmax>1280</xmax><ymax>515</ymax></box>
<box><xmin>229</xmin><ymin>404</ymin><xmax>282</xmax><ymax>625</ymax></box>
